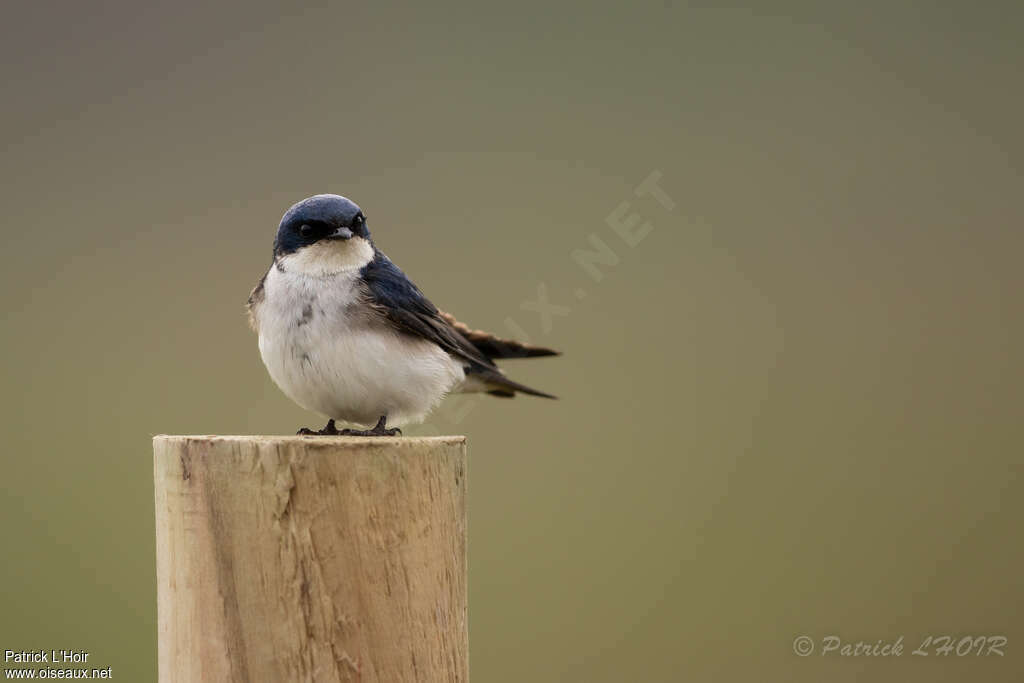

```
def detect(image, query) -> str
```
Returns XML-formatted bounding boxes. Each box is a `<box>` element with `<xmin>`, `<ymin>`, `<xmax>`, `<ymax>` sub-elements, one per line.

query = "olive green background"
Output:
<box><xmin>2</xmin><ymin>2</ymin><xmax>1022</xmax><ymax>681</ymax></box>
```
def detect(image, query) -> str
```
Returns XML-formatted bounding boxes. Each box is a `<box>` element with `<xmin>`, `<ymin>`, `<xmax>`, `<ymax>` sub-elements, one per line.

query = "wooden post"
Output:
<box><xmin>153</xmin><ymin>435</ymin><xmax>468</xmax><ymax>682</ymax></box>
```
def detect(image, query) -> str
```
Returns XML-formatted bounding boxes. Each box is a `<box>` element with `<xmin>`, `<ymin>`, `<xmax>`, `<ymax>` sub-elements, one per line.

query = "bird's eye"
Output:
<box><xmin>353</xmin><ymin>213</ymin><xmax>364</xmax><ymax>225</ymax></box>
<box><xmin>299</xmin><ymin>224</ymin><xmax>314</xmax><ymax>237</ymax></box>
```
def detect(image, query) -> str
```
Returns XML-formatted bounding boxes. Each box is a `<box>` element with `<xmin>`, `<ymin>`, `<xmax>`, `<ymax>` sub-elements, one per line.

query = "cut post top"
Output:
<box><xmin>154</xmin><ymin>434</ymin><xmax>466</xmax><ymax>446</ymax></box>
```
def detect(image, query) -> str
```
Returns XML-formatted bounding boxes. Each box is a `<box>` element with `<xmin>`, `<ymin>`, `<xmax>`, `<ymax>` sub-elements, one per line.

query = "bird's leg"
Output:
<box><xmin>340</xmin><ymin>415</ymin><xmax>402</xmax><ymax>437</ymax></box>
<box><xmin>296</xmin><ymin>419</ymin><xmax>341</xmax><ymax>435</ymax></box>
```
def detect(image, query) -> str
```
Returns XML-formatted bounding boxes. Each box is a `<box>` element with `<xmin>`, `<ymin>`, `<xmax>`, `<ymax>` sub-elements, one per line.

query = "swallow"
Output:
<box><xmin>247</xmin><ymin>194</ymin><xmax>559</xmax><ymax>436</ymax></box>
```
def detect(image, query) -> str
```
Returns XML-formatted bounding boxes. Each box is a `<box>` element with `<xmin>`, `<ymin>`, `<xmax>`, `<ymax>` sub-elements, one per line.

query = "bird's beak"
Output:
<box><xmin>327</xmin><ymin>227</ymin><xmax>354</xmax><ymax>240</ymax></box>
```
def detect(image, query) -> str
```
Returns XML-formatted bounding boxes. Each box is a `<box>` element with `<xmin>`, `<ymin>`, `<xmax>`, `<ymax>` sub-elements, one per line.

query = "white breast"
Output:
<box><xmin>255</xmin><ymin>263</ymin><xmax>465</xmax><ymax>426</ymax></box>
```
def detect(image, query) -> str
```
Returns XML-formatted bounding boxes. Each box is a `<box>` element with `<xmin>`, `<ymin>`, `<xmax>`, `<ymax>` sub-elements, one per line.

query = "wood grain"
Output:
<box><xmin>153</xmin><ymin>435</ymin><xmax>468</xmax><ymax>682</ymax></box>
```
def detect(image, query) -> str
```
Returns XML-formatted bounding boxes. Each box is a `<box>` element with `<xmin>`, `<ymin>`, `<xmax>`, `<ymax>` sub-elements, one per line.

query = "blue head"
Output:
<box><xmin>274</xmin><ymin>194</ymin><xmax>372</xmax><ymax>256</ymax></box>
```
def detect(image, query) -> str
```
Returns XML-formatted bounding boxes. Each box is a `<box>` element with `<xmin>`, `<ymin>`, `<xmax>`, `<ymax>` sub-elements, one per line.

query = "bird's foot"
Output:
<box><xmin>340</xmin><ymin>415</ymin><xmax>401</xmax><ymax>437</ymax></box>
<box><xmin>296</xmin><ymin>419</ymin><xmax>342</xmax><ymax>436</ymax></box>
<box><xmin>340</xmin><ymin>427</ymin><xmax>402</xmax><ymax>436</ymax></box>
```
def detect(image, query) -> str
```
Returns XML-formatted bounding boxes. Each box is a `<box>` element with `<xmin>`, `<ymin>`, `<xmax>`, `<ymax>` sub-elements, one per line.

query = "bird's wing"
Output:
<box><xmin>360</xmin><ymin>252</ymin><xmax>496</xmax><ymax>368</ymax></box>
<box><xmin>246</xmin><ymin>268</ymin><xmax>269</xmax><ymax>332</ymax></box>
<box><xmin>359</xmin><ymin>252</ymin><xmax>556</xmax><ymax>398</ymax></box>
<box><xmin>437</xmin><ymin>311</ymin><xmax>560</xmax><ymax>359</ymax></box>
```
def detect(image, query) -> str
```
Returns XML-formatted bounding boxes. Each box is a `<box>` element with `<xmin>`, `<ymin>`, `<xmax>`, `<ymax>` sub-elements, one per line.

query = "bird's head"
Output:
<box><xmin>273</xmin><ymin>194</ymin><xmax>375</xmax><ymax>275</ymax></box>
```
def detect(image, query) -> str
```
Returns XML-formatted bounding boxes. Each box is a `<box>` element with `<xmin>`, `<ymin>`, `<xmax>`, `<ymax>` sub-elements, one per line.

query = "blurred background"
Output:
<box><xmin>1</xmin><ymin>1</ymin><xmax>1022</xmax><ymax>681</ymax></box>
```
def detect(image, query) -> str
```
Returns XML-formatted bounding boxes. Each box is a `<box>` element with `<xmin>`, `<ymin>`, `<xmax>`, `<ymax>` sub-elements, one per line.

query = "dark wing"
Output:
<box><xmin>360</xmin><ymin>252</ymin><xmax>493</xmax><ymax>369</ymax></box>
<box><xmin>438</xmin><ymin>311</ymin><xmax>560</xmax><ymax>359</ymax></box>
<box><xmin>360</xmin><ymin>252</ymin><xmax>556</xmax><ymax>398</ymax></box>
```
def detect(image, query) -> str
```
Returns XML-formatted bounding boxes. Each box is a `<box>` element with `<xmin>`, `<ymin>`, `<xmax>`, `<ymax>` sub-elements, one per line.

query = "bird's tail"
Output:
<box><xmin>470</xmin><ymin>366</ymin><xmax>558</xmax><ymax>399</ymax></box>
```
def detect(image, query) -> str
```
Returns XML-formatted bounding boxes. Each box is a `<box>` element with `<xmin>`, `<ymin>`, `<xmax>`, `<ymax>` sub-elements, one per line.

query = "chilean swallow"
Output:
<box><xmin>248</xmin><ymin>194</ymin><xmax>559</xmax><ymax>435</ymax></box>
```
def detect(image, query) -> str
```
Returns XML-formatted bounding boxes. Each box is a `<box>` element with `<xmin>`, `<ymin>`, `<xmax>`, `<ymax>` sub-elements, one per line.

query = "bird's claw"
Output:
<box><xmin>296</xmin><ymin>419</ymin><xmax>341</xmax><ymax>436</ymax></box>
<box><xmin>296</xmin><ymin>417</ymin><xmax>400</xmax><ymax>437</ymax></box>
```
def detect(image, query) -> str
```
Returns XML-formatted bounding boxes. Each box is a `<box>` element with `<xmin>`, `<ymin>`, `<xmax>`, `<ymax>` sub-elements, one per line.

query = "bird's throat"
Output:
<box><xmin>278</xmin><ymin>236</ymin><xmax>375</xmax><ymax>277</ymax></box>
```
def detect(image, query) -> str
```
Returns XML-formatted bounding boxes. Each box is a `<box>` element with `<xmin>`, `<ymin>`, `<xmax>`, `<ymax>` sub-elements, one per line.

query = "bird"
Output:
<box><xmin>247</xmin><ymin>194</ymin><xmax>559</xmax><ymax>436</ymax></box>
